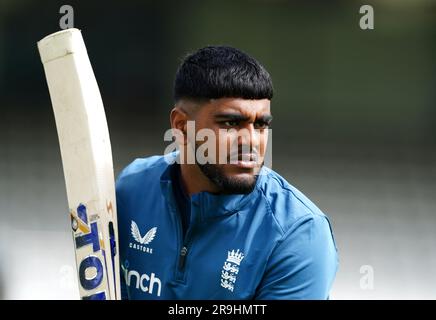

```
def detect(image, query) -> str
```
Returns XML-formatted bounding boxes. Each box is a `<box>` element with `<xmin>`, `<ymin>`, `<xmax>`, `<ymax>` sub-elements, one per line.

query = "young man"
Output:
<box><xmin>116</xmin><ymin>46</ymin><xmax>338</xmax><ymax>299</ymax></box>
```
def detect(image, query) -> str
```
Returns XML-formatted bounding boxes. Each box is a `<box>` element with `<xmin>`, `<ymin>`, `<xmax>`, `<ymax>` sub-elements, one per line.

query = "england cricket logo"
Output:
<box><xmin>220</xmin><ymin>249</ymin><xmax>244</xmax><ymax>292</ymax></box>
<box><xmin>129</xmin><ymin>220</ymin><xmax>157</xmax><ymax>254</ymax></box>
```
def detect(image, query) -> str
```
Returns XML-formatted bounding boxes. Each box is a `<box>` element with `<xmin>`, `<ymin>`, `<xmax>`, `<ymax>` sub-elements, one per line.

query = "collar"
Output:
<box><xmin>160</xmin><ymin>151</ymin><xmax>265</xmax><ymax>220</ymax></box>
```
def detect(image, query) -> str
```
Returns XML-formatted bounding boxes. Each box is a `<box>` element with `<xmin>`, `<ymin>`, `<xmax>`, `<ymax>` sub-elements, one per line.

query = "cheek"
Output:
<box><xmin>215</xmin><ymin>131</ymin><xmax>269</xmax><ymax>152</ymax></box>
<box><xmin>216</xmin><ymin>132</ymin><xmax>237</xmax><ymax>153</ymax></box>
<box><xmin>259</xmin><ymin>131</ymin><xmax>269</xmax><ymax>156</ymax></box>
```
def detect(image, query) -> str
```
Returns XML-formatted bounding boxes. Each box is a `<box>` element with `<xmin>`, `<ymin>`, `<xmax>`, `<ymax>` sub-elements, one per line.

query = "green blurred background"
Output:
<box><xmin>0</xmin><ymin>0</ymin><xmax>435</xmax><ymax>299</ymax></box>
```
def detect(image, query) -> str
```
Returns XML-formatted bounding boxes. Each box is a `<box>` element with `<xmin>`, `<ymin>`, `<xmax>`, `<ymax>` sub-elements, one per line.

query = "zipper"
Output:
<box><xmin>178</xmin><ymin>246</ymin><xmax>188</xmax><ymax>269</ymax></box>
<box><xmin>176</xmin><ymin>225</ymin><xmax>194</xmax><ymax>278</ymax></box>
<box><xmin>166</xmin><ymin>178</ymin><xmax>200</xmax><ymax>282</ymax></box>
<box><xmin>170</xmin><ymin>190</ymin><xmax>187</xmax><ymax>281</ymax></box>
<box><xmin>174</xmin><ymin>199</ymin><xmax>198</xmax><ymax>281</ymax></box>
<box><xmin>164</xmin><ymin>181</ymin><xmax>185</xmax><ymax>281</ymax></box>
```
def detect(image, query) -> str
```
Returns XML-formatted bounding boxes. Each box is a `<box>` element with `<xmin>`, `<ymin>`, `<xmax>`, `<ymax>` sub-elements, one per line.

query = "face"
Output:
<box><xmin>189</xmin><ymin>98</ymin><xmax>272</xmax><ymax>194</ymax></box>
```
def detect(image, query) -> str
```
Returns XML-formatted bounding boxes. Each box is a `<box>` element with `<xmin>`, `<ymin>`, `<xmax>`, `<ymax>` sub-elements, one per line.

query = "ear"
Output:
<box><xmin>170</xmin><ymin>106</ymin><xmax>189</xmax><ymax>145</ymax></box>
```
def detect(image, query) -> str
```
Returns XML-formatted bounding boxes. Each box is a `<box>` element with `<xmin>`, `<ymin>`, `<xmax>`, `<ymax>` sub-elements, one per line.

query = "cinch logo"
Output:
<box><xmin>129</xmin><ymin>220</ymin><xmax>157</xmax><ymax>254</ymax></box>
<box><xmin>126</xmin><ymin>270</ymin><xmax>162</xmax><ymax>297</ymax></box>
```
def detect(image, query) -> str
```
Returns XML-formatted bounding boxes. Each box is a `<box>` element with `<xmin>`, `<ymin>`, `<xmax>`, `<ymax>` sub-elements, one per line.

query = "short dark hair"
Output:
<box><xmin>173</xmin><ymin>46</ymin><xmax>273</xmax><ymax>102</ymax></box>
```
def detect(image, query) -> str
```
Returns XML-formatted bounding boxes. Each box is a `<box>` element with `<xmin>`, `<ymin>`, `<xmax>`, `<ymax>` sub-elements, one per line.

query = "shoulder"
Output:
<box><xmin>253</xmin><ymin>168</ymin><xmax>338</xmax><ymax>299</ymax></box>
<box><xmin>256</xmin><ymin>166</ymin><xmax>333</xmax><ymax>237</ymax></box>
<box><xmin>115</xmin><ymin>153</ymin><xmax>173</xmax><ymax>197</ymax></box>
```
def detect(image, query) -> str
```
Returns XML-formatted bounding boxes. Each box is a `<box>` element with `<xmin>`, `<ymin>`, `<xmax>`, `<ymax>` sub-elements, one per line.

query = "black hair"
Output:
<box><xmin>173</xmin><ymin>46</ymin><xmax>273</xmax><ymax>102</ymax></box>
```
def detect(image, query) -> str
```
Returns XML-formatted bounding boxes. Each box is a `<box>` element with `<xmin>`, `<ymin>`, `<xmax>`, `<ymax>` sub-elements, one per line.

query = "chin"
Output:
<box><xmin>221</xmin><ymin>171</ymin><xmax>259</xmax><ymax>193</ymax></box>
<box><xmin>197</xmin><ymin>162</ymin><xmax>261</xmax><ymax>194</ymax></box>
<box><xmin>226</xmin><ymin>171</ymin><xmax>256</xmax><ymax>182</ymax></box>
<box><xmin>224</xmin><ymin>165</ymin><xmax>260</xmax><ymax>176</ymax></box>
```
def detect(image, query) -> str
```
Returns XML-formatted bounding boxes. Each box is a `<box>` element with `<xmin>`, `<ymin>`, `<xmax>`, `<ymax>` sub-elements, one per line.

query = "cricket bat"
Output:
<box><xmin>37</xmin><ymin>28</ymin><xmax>120</xmax><ymax>300</ymax></box>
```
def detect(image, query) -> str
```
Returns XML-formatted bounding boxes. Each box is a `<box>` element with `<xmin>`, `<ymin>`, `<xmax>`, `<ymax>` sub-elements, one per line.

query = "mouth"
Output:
<box><xmin>228</xmin><ymin>153</ymin><xmax>259</xmax><ymax>169</ymax></box>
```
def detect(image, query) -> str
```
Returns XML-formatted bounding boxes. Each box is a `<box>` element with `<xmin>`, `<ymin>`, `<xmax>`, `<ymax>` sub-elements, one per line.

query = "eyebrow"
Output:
<box><xmin>214</xmin><ymin>112</ymin><xmax>273</xmax><ymax>122</ymax></box>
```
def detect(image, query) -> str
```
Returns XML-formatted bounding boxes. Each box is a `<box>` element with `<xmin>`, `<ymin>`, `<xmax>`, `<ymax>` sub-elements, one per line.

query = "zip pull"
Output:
<box><xmin>178</xmin><ymin>246</ymin><xmax>188</xmax><ymax>269</ymax></box>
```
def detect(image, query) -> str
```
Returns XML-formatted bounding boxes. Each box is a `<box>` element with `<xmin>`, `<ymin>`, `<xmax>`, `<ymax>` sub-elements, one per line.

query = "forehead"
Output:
<box><xmin>203</xmin><ymin>98</ymin><xmax>271</xmax><ymax>116</ymax></box>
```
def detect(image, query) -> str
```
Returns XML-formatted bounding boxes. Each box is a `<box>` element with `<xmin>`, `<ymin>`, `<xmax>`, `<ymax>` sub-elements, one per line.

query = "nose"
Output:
<box><xmin>237</xmin><ymin>123</ymin><xmax>260</xmax><ymax>153</ymax></box>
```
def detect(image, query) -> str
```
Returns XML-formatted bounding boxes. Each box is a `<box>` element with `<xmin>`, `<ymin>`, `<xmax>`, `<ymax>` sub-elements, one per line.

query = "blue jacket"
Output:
<box><xmin>115</xmin><ymin>152</ymin><xmax>338</xmax><ymax>299</ymax></box>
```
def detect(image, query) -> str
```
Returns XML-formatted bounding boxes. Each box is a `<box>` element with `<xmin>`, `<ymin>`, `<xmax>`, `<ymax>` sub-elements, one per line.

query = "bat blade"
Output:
<box><xmin>37</xmin><ymin>28</ymin><xmax>120</xmax><ymax>300</ymax></box>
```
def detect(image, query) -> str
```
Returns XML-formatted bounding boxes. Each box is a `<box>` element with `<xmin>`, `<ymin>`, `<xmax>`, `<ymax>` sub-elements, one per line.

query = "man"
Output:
<box><xmin>116</xmin><ymin>46</ymin><xmax>338</xmax><ymax>299</ymax></box>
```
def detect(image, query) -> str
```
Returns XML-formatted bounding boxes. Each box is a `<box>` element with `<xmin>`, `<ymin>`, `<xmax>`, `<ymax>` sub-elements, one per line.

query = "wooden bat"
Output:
<box><xmin>37</xmin><ymin>28</ymin><xmax>120</xmax><ymax>300</ymax></box>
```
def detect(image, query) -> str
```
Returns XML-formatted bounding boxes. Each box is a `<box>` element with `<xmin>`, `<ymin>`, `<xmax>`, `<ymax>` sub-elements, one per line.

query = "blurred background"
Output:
<box><xmin>0</xmin><ymin>0</ymin><xmax>435</xmax><ymax>299</ymax></box>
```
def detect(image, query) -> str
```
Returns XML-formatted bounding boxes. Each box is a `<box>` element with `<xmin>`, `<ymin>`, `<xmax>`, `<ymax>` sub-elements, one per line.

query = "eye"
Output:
<box><xmin>254</xmin><ymin>121</ymin><xmax>270</xmax><ymax>129</ymax></box>
<box><xmin>223</xmin><ymin>120</ymin><xmax>239</xmax><ymax>127</ymax></box>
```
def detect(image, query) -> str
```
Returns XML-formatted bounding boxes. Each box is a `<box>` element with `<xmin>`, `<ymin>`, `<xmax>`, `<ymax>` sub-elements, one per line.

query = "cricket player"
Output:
<box><xmin>116</xmin><ymin>46</ymin><xmax>338</xmax><ymax>299</ymax></box>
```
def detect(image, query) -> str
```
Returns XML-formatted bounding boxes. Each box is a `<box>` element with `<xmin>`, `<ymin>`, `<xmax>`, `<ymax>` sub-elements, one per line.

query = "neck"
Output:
<box><xmin>180</xmin><ymin>163</ymin><xmax>220</xmax><ymax>196</ymax></box>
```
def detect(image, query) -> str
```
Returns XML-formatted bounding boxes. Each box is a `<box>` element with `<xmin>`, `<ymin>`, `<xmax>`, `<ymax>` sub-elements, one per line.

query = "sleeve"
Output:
<box><xmin>254</xmin><ymin>214</ymin><xmax>339</xmax><ymax>300</ymax></box>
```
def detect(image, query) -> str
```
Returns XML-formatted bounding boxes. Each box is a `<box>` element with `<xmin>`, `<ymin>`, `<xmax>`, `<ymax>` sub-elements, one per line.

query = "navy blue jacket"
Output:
<box><xmin>116</xmin><ymin>152</ymin><xmax>338</xmax><ymax>299</ymax></box>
